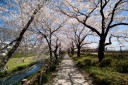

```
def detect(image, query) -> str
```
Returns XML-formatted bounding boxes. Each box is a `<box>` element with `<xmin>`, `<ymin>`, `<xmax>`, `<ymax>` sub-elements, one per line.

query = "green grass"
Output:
<box><xmin>6</xmin><ymin>53</ymin><xmax>35</xmax><ymax>72</ymax></box>
<box><xmin>0</xmin><ymin>53</ymin><xmax>36</xmax><ymax>78</ymax></box>
<box><xmin>12</xmin><ymin>53</ymin><xmax>35</xmax><ymax>58</ymax></box>
<box><xmin>88</xmin><ymin>67</ymin><xmax>125</xmax><ymax>85</ymax></box>
<box><xmin>71</xmin><ymin>53</ymin><xmax>128</xmax><ymax>85</ymax></box>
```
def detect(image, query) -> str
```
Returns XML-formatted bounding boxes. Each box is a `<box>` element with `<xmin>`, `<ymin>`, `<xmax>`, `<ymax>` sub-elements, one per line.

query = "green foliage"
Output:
<box><xmin>99</xmin><ymin>58</ymin><xmax>112</xmax><ymax>67</ymax></box>
<box><xmin>89</xmin><ymin>67</ymin><xmax>124</xmax><ymax>85</ymax></box>
<box><xmin>0</xmin><ymin>53</ymin><xmax>36</xmax><ymax>79</ymax></box>
<box><xmin>84</xmin><ymin>59</ymin><xmax>92</xmax><ymax>66</ymax></box>
<box><xmin>77</xmin><ymin>61</ymin><xmax>84</xmax><ymax>67</ymax></box>
<box><xmin>42</xmin><ymin>74</ymin><xmax>51</xmax><ymax>84</ymax></box>
<box><xmin>50</xmin><ymin>64</ymin><xmax>56</xmax><ymax>72</ymax></box>
<box><xmin>12</xmin><ymin>53</ymin><xmax>35</xmax><ymax>58</ymax></box>
<box><xmin>84</xmin><ymin>52</ymin><xmax>97</xmax><ymax>57</ymax></box>
<box><xmin>71</xmin><ymin>53</ymin><xmax>128</xmax><ymax>85</ymax></box>
<box><xmin>92</xmin><ymin>60</ymin><xmax>99</xmax><ymax>66</ymax></box>
<box><xmin>77</xmin><ymin>59</ymin><xmax>92</xmax><ymax>68</ymax></box>
<box><xmin>116</xmin><ymin>61</ymin><xmax>128</xmax><ymax>73</ymax></box>
<box><xmin>6</xmin><ymin>53</ymin><xmax>36</xmax><ymax>72</ymax></box>
<box><xmin>0</xmin><ymin>62</ymin><xmax>36</xmax><ymax>79</ymax></box>
<box><xmin>0</xmin><ymin>71</ymin><xmax>8</xmax><ymax>78</ymax></box>
<box><xmin>85</xmin><ymin>53</ymin><xmax>92</xmax><ymax>56</ymax></box>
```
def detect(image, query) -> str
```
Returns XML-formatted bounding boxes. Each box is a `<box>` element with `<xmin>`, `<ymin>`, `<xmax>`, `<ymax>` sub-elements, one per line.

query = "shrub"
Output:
<box><xmin>99</xmin><ymin>58</ymin><xmax>112</xmax><ymax>67</ymax></box>
<box><xmin>77</xmin><ymin>61</ymin><xmax>84</xmax><ymax>68</ymax></box>
<box><xmin>50</xmin><ymin>64</ymin><xmax>56</xmax><ymax>72</ymax></box>
<box><xmin>84</xmin><ymin>59</ymin><xmax>92</xmax><ymax>66</ymax></box>
<box><xmin>89</xmin><ymin>67</ymin><xmax>124</xmax><ymax>85</ymax></box>
<box><xmin>92</xmin><ymin>60</ymin><xmax>99</xmax><ymax>66</ymax></box>
<box><xmin>0</xmin><ymin>72</ymin><xmax>5</xmax><ymax>78</ymax></box>
<box><xmin>0</xmin><ymin>71</ymin><xmax>9</xmax><ymax>78</ymax></box>
<box><xmin>116</xmin><ymin>61</ymin><xmax>128</xmax><ymax>73</ymax></box>
<box><xmin>91</xmin><ymin>74</ymin><xmax>111</xmax><ymax>85</ymax></box>
<box><xmin>77</xmin><ymin>61</ymin><xmax>83</xmax><ymax>67</ymax></box>
<box><xmin>85</xmin><ymin>53</ymin><xmax>92</xmax><ymax>56</ymax></box>
<box><xmin>42</xmin><ymin>74</ymin><xmax>51</xmax><ymax>84</ymax></box>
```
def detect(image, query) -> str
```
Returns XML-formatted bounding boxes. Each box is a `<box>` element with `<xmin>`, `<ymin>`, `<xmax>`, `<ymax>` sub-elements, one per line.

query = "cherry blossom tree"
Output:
<box><xmin>66</xmin><ymin>23</ymin><xmax>92</xmax><ymax>57</ymax></box>
<box><xmin>30</xmin><ymin>8</ymin><xmax>66</xmax><ymax>62</ymax></box>
<box><xmin>0</xmin><ymin>0</ymin><xmax>49</xmax><ymax>69</ymax></box>
<box><xmin>58</xmin><ymin>0</ymin><xmax>128</xmax><ymax>62</ymax></box>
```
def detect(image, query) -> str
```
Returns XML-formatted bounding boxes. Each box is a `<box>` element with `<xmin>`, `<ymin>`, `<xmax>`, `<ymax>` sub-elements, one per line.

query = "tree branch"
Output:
<box><xmin>110</xmin><ymin>23</ymin><xmax>128</xmax><ymax>28</ymax></box>
<box><xmin>105</xmin><ymin>35</ymin><xmax>112</xmax><ymax>46</ymax></box>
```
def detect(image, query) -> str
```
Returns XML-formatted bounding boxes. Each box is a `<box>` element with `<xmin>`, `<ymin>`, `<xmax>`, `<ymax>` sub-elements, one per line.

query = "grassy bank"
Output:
<box><xmin>6</xmin><ymin>53</ymin><xmax>35</xmax><ymax>71</ymax></box>
<box><xmin>0</xmin><ymin>53</ymin><xmax>36</xmax><ymax>78</ymax></box>
<box><xmin>71</xmin><ymin>53</ymin><xmax>128</xmax><ymax>85</ymax></box>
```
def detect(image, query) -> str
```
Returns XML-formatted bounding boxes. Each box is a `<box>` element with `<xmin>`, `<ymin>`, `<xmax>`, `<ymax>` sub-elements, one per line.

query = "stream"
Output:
<box><xmin>0</xmin><ymin>62</ymin><xmax>45</xmax><ymax>85</ymax></box>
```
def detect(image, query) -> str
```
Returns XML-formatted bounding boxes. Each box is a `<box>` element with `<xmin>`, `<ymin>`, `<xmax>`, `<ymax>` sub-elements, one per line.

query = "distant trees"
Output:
<box><xmin>59</xmin><ymin>0</ymin><xmax>128</xmax><ymax>62</ymax></box>
<box><xmin>65</xmin><ymin>22</ymin><xmax>91</xmax><ymax>57</ymax></box>
<box><xmin>69</xmin><ymin>41</ymin><xmax>75</xmax><ymax>56</ymax></box>
<box><xmin>30</xmin><ymin>8</ymin><xmax>66</xmax><ymax>62</ymax></box>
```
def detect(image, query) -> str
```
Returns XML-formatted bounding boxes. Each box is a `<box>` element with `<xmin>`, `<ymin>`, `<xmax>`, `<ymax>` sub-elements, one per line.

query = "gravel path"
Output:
<box><xmin>48</xmin><ymin>54</ymin><xmax>89</xmax><ymax>85</ymax></box>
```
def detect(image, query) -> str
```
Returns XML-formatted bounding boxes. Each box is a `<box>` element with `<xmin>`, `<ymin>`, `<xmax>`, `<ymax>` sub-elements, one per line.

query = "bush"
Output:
<box><xmin>0</xmin><ymin>71</ymin><xmax>9</xmax><ymax>78</ymax></box>
<box><xmin>77</xmin><ymin>61</ymin><xmax>84</xmax><ymax>67</ymax></box>
<box><xmin>84</xmin><ymin>59</ymin><xmax>92</xmax><ymax>66</ymax></box>
<box><xmin>116</xmin><ymin>61</ymin><xmax>128</xmax><ymax>73</ymax></box>
<box><xmin>85</xmin><ymin>53</ymin><xmax>91</xmax><ymax>56</ymax></box>
<box><xmin>89</xmin><ymin>67</ymin><xmax>125</xmax><ymax>85</ymax></box>
<box><xmin>50</xmin><ymin>64</ymin><xmax>56</xmax><ymax>72</ymax></box>
<box><xmin>0</xmin><ymin>72</ymin><xmax>5</xmax><ymax>78</ymax></box>
<box><xmin>42</xmin><ymin>74</ymin><xmax>51</xmax><ymax>84</ymax></box>
<box><xmin>92</xmin><ymin>60</ymin><xmax>99</xmax><ymax>66</ymax></box>
<box><xmin>99</xmin><ymin>58</ymin><xmax>112</xmax><ymax>67</ymax></box>
<box><xmin>91</xmin><ymin>74</ymin><xmax>111</xmax><ymax>85</ymax></box>
<box><xmin>77</xmin><ymin>59</ymin><xmax>92</xmax><ymax>67</ymax></box>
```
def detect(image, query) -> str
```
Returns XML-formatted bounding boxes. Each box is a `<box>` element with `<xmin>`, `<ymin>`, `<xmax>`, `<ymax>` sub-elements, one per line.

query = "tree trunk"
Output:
<box><xmin>0</xmin><ymin>6</ymin><xmax>42</xmax><ymax>69</ymax></box>
<box><xmin>71</xmin><ymin>47</ymin><xmax>74</xmax><ymax>56</ymax></box>
<box><xmin>54</xmin><ymin>51</ymin><xmax>58</xmax><ymax>64</ymax></box>
<box><xmin>98</xmin><ymin>38</ymin><xmax>105</xmax><ymax>62</ymax></box>
<box><xmin>77</xmin><ymin>46</ymin><xmax>81</xmax><ymax>57</ymax></box>
<box><xmin>71</xmin><ymin>42</ymin><xmax>74</xmax><ymax>56</ymax></box>
<box><xmin>0</xmin><ymin>17</ymin><xmax>34</xmax><ymax>69</ymax></box>
<box><xmin>54</xmin><ymin>53</ymin><xmax>58</xmax><ymax>60</ymax></box>
<box><xmin>49</xmin><ymin>46</ymin><xmax>52</xmax><ymax>62</ymax></box>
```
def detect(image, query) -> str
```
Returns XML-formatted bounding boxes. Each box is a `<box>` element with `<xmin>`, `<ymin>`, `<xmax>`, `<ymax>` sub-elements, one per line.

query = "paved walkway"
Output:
<box><xmin>48</xmin><ymin>54</ymin><xmax>89</xmax><ymax>85</ymax></box>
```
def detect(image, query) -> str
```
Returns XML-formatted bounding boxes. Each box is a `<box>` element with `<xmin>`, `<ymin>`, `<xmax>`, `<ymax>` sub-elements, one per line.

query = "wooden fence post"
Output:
<box><xmin>22</xmin><ymin>79</ymin><xmax>27</xmax><ymax>85</ymax></box>
<box><xmin>37</xmin><ymin>71</ymin><xmax>43</xmax><ymax>85</ymax></box>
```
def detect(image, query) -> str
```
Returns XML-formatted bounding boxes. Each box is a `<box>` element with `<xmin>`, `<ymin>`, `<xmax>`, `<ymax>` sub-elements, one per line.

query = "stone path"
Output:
<box><xmin>48</xmin><ymin>54</ymin><xmax>90</xmax><ymax>85</ymax></box>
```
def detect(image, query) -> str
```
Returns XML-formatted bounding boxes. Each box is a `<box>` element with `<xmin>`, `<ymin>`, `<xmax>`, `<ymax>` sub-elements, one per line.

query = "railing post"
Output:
<box><xmin>22</xmin><ymin>79</ymin><xmax>27</xmax><ymax>85</ymax></box>
<box><xmin>37</xmin><ymin>71</ymin><xmax>43</xmax><ymax>85</ymax></box>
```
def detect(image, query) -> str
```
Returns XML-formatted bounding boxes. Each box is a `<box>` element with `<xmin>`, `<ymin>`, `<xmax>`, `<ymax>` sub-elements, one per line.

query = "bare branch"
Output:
<box><xmin>110</xmin><ymin>23</ymin><xmax>128</xmax><ymax>28</ymax></box>
<box><xmin>105</xmin><ymin>35</ymin><xmax>112</xmax><ymax>46</ymax></box>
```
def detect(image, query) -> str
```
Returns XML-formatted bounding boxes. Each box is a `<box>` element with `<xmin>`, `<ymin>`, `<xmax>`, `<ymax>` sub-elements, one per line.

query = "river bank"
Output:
<box><xmin>0</xmin><ymin>61</ymin><xmax>46</xmax><ymax>85</ymax></box>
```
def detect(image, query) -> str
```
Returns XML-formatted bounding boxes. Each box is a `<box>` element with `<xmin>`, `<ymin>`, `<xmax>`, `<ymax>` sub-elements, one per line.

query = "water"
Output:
<box><xmin>0</xmin><ymin>62</ymin><xmax>45</xmax><ymax>85</ymax></box>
